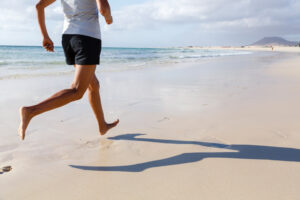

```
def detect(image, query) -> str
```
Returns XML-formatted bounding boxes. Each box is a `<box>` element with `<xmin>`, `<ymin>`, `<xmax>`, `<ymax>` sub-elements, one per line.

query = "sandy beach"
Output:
<box><xmin>1</xmin><ymin>50</ymin><xmax>300</xmax><ymax>199</ymax></box>
<box><xmin>189</xmin><ymin>46</ymin><xmax>300</xmax><ymax>53</ymax></box>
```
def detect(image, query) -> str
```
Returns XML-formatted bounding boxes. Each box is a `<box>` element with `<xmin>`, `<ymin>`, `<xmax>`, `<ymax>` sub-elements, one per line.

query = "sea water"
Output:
<box><xmin>0</xmin><ymin>45</ymin><xmax>251</xmax><ymax>80</ymax></box>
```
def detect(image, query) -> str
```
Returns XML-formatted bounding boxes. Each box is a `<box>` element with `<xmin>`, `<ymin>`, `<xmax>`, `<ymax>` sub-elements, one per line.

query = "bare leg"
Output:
<box><xmin>88</xmin><ymin>75</ymin><xmax>119</xmax><ymax>135</ymax></box>
<box><xmin>18</xmin><ymin>65</ymin><xmax>96</xmax><ymax>140</ymax></box>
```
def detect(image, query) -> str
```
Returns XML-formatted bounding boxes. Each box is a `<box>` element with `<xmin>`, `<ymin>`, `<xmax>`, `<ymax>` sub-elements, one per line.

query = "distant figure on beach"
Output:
<box><xmin>18</xmin><ymin>0</ymin><xmax>119</xmax><ymax>140</ymax></box>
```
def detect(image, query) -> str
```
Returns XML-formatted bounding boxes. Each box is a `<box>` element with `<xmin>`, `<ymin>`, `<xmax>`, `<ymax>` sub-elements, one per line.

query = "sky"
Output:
<box><xmin>0</xmin><ymin>0</ymin><xmax>299</xmax><ymax>47</ymax></box>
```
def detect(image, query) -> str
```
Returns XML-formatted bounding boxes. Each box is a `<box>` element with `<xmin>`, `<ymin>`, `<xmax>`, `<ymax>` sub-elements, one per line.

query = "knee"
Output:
<box><xmin>70</xmin><ymin>84</ymin><xmax>85</xmax><ymax>100</ymax></box>
<box><xmin>89</xmin><ymin>78</ymin><xmax>100</xmax><ymax>92</ymax></box>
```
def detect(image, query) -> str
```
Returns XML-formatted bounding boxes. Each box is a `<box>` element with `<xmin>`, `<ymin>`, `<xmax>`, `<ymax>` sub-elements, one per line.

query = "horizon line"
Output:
<box><xmin>0</xmin><ymin>44</ymin><xmax>179</xmax><ymax>49</ymax></box>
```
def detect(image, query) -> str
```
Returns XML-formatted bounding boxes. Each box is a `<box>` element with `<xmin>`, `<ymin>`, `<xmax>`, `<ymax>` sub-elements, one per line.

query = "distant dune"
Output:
<box><xmin>250</xmin><ymin>37</ymin><xmax>299</xmax><ymax>46</ymax></box>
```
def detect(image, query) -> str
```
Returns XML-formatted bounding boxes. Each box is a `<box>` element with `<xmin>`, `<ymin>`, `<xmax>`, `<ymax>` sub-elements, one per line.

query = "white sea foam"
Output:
<box><xmin>0</xmin><ymin>45</ymin><xmax>252</xmax><ymax>80</ymax></box>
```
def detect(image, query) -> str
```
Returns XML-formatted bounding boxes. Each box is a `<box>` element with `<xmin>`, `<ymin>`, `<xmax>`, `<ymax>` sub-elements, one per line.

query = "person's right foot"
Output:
<box><xmin>18</xmin><ymin>107</ymin><xmax>33</xmax><ymax>140</ymax></box>
<box><xmin>100</xmin><ymin>119</ymin><xmax>119</xmax><ymax>136</ymax></box>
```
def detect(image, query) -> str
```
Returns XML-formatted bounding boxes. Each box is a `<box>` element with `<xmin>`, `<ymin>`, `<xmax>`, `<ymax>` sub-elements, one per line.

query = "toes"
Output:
<box><xmin>113</xmin><ymin>119</ymin><xmax>119</xmax><ymax>125</ymax></box>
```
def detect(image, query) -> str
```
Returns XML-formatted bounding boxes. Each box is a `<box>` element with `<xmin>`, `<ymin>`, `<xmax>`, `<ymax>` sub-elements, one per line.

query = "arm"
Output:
<box><xmin>36</xmin><ymin>0</ymin><xmax>56</xmax><ymax>52</ymax></box>
<box><xmin>96</xmin><ymin>0</ymin><xmax>113</xmax><ymax>25</ymax></box>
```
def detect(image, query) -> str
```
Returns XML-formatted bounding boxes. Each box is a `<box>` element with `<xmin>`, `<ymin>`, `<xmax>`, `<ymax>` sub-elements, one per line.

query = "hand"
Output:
<box><xmin>105</xmin><ymin>15</ymin><xmax>113</xmax><ymax>25</ymax></box>
<box><xmin>42</xmin><ymin>37</ymin><xmax>54</xmax><ymax>52</ymax></box>
<box><xmin>100</xmin><ymin>7</ymin><xmax>113</xmax><ymax>25</ymax></box>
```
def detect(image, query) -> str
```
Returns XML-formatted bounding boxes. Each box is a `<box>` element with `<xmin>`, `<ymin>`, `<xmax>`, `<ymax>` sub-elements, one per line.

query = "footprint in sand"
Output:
<box><xmin>100</xmin><ymin>139</ymin><xmax>114</xmax><ymax>150</ymax></box>
<box><xmin>157</xmin><ymin>117</ymin><xmax>170</xmax><ymax>123</ymax></box>
<box><xmin>79</xmin><ymin>139</ymin><xmax>114</xmax><ymax>150</ymax></box>
<box><xmin>84</xmin><ymin>139</ymin><xmax>100</xmax><ymax>148</ymax></box>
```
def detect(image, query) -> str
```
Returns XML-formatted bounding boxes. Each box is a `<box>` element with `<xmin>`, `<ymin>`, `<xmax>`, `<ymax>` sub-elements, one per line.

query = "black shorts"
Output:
<box><xmin>62</xmin><ymin>34</ymin><xmax>102</xmax><ymax>65</ymax></box>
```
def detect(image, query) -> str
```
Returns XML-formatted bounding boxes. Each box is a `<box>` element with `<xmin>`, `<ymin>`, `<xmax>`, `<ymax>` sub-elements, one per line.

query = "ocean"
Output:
<box><xmin>0</xmin><ymin>45</ymin><xmax>251</xmax><ymax>80</ymax></box>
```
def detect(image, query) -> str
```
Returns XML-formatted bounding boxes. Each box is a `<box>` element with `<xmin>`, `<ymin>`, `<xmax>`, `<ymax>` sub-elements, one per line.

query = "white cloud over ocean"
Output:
<box><xmin>110</xmin><ymin>0</ymin><xmax>300</xmax><ymax>31</ymax></box>
<box><xmin>0</xmin><ymin>0</ymin><xmax>299</xmax><ymax>47</ymax></box>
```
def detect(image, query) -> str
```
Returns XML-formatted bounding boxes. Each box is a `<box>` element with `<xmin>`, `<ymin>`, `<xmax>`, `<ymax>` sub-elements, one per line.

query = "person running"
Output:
<box><xmin>18</xmin><ymin>0</ymin><xmax>119</xmax><ymax>140</ymax></box>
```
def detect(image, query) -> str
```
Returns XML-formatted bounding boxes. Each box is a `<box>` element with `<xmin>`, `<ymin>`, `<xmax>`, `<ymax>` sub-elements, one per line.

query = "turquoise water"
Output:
<box><xmin>0</xmin><ymin>45</ymin><xmax>251</xmax><ymax>79</ymax></box>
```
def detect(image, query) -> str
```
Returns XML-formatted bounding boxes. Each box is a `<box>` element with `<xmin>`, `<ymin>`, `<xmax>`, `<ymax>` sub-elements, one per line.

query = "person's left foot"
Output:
<box><xmin>100</xmin><ymin>119</ymin><xmax>119</xmax><ymax>135</ymax></box>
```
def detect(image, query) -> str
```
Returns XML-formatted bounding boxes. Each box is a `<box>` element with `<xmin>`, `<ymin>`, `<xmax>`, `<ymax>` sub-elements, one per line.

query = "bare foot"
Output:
<box><xmin>100</xmin><ymin>119</ymin><xmax>119</xmax><ymax>136</ymax></box>
<box><xmin>18</xmin><ymin>107</ymin><xmax>33</xmax><ymax>141</ymax></box>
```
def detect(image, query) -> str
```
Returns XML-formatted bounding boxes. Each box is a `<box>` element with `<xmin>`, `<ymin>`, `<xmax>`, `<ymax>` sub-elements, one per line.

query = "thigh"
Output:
<box><xmin>72</xmin><ymin>65</ymin><xmax>96</xmax><ymax>93</ymax></box>
<box><xmin>74</xmin><ymin>65</ymin><xmax>99</xmax><ymax>88</ymax></box>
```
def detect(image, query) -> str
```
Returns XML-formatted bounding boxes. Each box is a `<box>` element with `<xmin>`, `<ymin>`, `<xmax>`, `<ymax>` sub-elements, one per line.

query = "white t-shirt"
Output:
<box><xmin>60</xmin><ymin>0</ymin><xmax>101</xmax><ymax>40</ymax></box>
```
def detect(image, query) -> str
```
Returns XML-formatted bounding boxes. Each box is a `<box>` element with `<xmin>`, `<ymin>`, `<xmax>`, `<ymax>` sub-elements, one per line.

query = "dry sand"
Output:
<box><xmin>190</xmin><ymin>45</ymin><xmax>300</xmax><ymax>53</ymax></box>
<box><xmin>1</xmin><ymin>51</ymin><xmax>300</xmax><ymax>199</ymax></box>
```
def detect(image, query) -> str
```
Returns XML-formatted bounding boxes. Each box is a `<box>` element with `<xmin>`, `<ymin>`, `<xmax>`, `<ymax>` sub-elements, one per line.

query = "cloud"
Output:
<box><xmin>0</xmin><ymin>0</ymin><xmax>62</xmax><ymax>31</ymax></box>
<box><xmin>108</xmin><ymin>0</ymin><xmax>300</xmax><ymax>33</ymax></box>
<box><xmin>0</xmin><ymin>0</ymin><xmax>299</xmax><ymax>46</ymax></box>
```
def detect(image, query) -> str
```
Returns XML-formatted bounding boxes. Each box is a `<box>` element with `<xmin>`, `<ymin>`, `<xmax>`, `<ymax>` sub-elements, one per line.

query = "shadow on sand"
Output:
<box><xmin>70</xmin><ymin>133</ymin><xmax>300</xmax><ymax>172</ymax></box>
